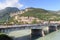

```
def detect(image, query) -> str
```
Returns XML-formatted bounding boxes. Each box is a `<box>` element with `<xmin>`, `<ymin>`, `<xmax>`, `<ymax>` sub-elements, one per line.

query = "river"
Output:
<box><xmin>7</xmin><ymin>29</ymin><xmax>60</xmax><ymax>40</ymax></box>
<box><xmin>37</xmin><ymin>30</ymin><xmax>60</xmax><ymax>40</ymax></box>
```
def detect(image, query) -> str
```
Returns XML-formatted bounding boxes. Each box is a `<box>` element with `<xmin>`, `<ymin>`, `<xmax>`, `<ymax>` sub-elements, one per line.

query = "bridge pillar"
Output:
<box><xmin>0</xmin><ymin>29</ymin><xmax>4</xmax><ymax>33</ymax></box>
<box><xmin>31</xmin><ymin>29</ymin><xmax>45</xmax><ymax>39</ymax></box>
<box><xmin>0</xmin><ymin>29</ymin><xmax>2</xmax><ymax>33</ymax></box>
<box><xmin>43</xmin><ymin>27</ymin><xmax>49</xmax><ymax>35</ymax></box>
<box><xmin>49</xmin><ymin>25</ymin><xmax>57</xmax><ymax>33</ymax></box>
<box><xmin>0</xmin><ymin>28</ymin><xmax>8</xmax><ymax>33</ymax></box>
<box><xmin>57</xmin><ymin>25</ymin><xmax>60</xmax><ymax>30</ymax></box>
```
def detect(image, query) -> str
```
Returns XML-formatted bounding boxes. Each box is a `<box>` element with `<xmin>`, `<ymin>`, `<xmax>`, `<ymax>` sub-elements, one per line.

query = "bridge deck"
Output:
<box><xmin>0</xmin><ymin>23</ymin><xmax>59</xmax><ymax>29</ymax></box>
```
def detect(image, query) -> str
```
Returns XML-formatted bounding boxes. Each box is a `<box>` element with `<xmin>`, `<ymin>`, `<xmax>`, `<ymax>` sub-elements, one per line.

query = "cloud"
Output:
<box><xmin>0</xmin><ymin>0</ymin><xmax>23</xmax><ymax>10</ymax></box>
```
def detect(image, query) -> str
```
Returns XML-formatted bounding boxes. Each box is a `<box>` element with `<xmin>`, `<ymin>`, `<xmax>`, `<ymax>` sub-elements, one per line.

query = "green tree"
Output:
<box><xmin>0</xmin><ymin>34</ymin><xmax>13</xmax><ymax>40</ymax></box>
<box><xmin>32</xmin><ymin>19</ymin><xmax>37</xmax><ymax>24</ymax></box>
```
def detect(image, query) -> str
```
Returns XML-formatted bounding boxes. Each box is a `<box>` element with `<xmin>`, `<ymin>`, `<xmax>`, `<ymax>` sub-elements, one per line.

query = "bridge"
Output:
<box><xmin>0</xmin><ymin>23</ymin><xmax>60</xmax><ymax>39</ymax></box>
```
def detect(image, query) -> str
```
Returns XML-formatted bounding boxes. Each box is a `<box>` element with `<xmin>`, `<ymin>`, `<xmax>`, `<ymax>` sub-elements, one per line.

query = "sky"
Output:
<box><xmin>0</xmin><ymin>0</ymin><xmax>60</xmax><ymax>11</ymax></box>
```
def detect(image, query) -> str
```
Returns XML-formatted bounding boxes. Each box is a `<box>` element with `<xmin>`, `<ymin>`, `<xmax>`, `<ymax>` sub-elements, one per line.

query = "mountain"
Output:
<box><xmin>7</xmin><ymin>7</ymin><xmax>60</xmax><ymax>24</ymax></box>
<box><xmin>0</xmin><ymin>7</ymin><xmax>60</xmax><ymax>24</ymax></box>
<box><xmin>0</xmin><ymin>7</ymin><xmax>20</xmax><ymax>16</ymax></box>
<box><xmin>24</xmin><ymin>7</ymin><xmax>49</xmax><ymax>13</ymax></box>
<box><xmin>19</xmin><ymin>7</ymin><xmax>60</xmax><ymax>21</ymax></box>
<box><xmin>0</xmin><ymin>7</ymin><xmax>20</xmax><ymax>23</ymax></box>
<box><xmin>55</xmin><ymin>10</ymin><xmax>60</xmax><ymax>14</ymax></box>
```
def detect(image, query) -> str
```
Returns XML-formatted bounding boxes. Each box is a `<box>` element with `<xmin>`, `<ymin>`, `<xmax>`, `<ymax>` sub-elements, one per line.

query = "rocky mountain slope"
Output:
<box><xmin>0</xmin><ymin>7</ymin><xmax>20</xmax><ymax>23</ymax></box>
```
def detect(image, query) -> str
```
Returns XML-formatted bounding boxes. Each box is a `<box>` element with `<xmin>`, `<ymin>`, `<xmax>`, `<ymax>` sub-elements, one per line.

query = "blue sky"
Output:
<box><xmin>0</xmin><ymin>0</ymin><xmax>60</xmax><ymax>11</ymax></box>
<box><xmin>19</xmin><ymin>0</ymin><xmax>60</xmax><ymax>11</ymax></box>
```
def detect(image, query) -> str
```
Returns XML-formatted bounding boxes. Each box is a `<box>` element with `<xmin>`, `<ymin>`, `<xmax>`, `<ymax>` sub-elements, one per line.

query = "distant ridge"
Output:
<box><xmin>0</xmin><ymin>7</ymin><xmax>20</xmax><ymax>23</ymax></box>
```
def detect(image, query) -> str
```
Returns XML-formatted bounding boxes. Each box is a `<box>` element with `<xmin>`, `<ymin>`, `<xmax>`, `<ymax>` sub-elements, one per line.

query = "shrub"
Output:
<box><xmin>0</xmin><ymin>34</ymin><xmax>13</xmax><ymax>40</ymax></box>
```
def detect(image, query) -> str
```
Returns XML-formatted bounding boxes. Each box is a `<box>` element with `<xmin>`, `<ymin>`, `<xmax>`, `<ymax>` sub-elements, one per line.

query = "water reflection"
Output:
<box><xmin>31</xmin><ymin>35</ymin><xmax>41</xmax><ymax>40</ymax></box>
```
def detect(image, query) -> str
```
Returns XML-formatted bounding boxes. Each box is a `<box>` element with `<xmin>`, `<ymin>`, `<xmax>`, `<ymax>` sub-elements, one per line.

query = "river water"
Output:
<box><xmin>7</xmin><ymin>29</ymin><xmax>60</xmax><ymax>40</ymax></box>
<box><xmin>37</xmin><ymin>30</ymin><xmax>60</xmax><ymax>40</ymax></box>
